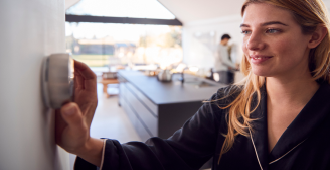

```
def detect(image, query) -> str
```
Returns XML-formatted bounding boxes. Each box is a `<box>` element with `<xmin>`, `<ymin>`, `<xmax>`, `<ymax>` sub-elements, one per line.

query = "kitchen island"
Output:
<box><xmin>118</xmin><ymin>70</ymin><xmax>225</xmax><ymax>142</ymax></box>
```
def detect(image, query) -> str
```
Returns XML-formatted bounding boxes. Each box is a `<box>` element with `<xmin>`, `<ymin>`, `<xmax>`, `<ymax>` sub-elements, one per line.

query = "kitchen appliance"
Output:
<box><xmin>157</xmin><ymin>69</ymin><xmax>173</xmax><ymax>82</ymax></box>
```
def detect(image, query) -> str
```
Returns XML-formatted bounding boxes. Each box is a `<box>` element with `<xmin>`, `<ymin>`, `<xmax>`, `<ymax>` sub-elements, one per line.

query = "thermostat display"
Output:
<box><xmin>42</xmin><ymin>53</ymin><xmax>74</xmax><ymax>109</ymax></box>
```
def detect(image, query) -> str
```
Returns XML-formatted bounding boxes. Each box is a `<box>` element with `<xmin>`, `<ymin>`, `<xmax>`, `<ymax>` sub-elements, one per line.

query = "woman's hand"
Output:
<box><xmin>55</xmin><ymin>61</ymin><xmax>104</xmax><ymax>166</ymax></box>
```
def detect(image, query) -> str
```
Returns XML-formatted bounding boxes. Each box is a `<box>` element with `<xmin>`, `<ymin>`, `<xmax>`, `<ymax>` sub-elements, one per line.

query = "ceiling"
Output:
<box><xmin>158</xmin><ymin>0</ymin><xmax>330</xmax><ymax>24</ymax></box>
<box><xmin>158</xmin><ymin>0</ymin><xmax>246</xmax><ymax>24</ymax></box>
<box><xmin>65</xmin><ymin>0</ymin><xmax>80</xmax><ymax>10</ymax></box>
<box><xmin>66</xmin><ymin>0</ymin><xmax>330</xmax><ymax>24</ymax></box>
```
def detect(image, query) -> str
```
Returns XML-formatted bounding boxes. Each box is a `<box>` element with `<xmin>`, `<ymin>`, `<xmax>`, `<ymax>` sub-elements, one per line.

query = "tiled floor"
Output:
<box><xmin>69</xmin><ymin>83</ymin><xmax>141</xmax><ymax>170</ymax></box>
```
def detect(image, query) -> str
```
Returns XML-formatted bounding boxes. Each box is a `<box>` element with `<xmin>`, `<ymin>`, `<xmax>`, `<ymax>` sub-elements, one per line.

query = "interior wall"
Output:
<box><xmin>182</xmin><ymin>14</ymin><xmax>243</xmax><ymax>73</ymax></box>
<box><xmin>0</xmin><ymin>0</ymin><xmax>69</xmax><ymax>169</ymax></box>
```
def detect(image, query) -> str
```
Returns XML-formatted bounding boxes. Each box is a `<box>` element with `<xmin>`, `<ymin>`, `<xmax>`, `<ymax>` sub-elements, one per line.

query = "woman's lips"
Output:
<box><xmin>250</xmin><ymin>55</ymin><xmax>273</xmax><ymax>65</ymax></box>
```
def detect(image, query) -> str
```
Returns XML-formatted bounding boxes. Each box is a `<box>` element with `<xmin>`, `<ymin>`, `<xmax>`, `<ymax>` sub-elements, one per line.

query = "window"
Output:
<box><xmin>65</xmin><ymin>0</ymin><xmax>182</xmax><ymax>70</ymax></box>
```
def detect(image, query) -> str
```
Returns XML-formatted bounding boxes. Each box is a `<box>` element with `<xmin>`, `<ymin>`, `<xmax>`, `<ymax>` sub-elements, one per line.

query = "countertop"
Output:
<box><xmin>118</xmin><ymin>70</ymin><xmax>226</xmax><ymax>105</ymax></box>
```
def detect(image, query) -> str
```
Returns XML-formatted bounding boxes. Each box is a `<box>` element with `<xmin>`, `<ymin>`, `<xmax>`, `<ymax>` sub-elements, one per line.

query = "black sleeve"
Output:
<box><xmin>75</xmin><ymin>91</ymin><xmax>227</xmax><ymax>170</ymax></box>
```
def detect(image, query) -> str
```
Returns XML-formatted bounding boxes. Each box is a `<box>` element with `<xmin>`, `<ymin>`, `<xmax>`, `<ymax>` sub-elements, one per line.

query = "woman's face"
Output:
<box><xmin>241</xmin><ymin>3</ymin><xmax>312</xmax><ymax>78</ymax></box>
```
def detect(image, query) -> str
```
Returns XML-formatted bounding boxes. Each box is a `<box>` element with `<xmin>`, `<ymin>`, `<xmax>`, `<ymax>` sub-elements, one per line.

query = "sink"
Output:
<box><xmin>173</xmin><ymin>76</ymin><xmax>217</xmax><ymax>88</ymax></box>
<box><xmin>183</xmin><ymin>80</ymin><xmax>215</xmax><ymax>88</ymax></box>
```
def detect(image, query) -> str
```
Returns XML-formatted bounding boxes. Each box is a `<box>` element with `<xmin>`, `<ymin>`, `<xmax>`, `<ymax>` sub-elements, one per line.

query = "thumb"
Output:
<box><xmin>60</xmin><ymin>102</ymin><xmax>83</xmax><ymax>128</ymax></box>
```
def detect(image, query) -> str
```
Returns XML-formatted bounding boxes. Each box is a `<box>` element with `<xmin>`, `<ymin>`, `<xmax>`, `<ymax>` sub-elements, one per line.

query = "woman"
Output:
<box><xmin>55</xmin><ymin>0</ymin><xmax>330</xmax><ymax>169</ymax></box>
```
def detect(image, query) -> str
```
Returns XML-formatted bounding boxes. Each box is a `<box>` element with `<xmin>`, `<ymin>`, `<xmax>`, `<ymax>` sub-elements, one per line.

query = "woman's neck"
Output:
<box><xmin>266</xmin><ymin>73</ymin><xmax>319</xmax><ymax>107</ymax></box>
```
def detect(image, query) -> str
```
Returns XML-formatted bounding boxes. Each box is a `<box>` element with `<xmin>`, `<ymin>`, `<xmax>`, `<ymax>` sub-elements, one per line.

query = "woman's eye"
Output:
<box><xmin>241</xmin><ymin>30</ymin><xmax>251</xmax><ymax>35</ymax></box>
<box><xmin>266</xmin><ymin>29</ymin><xmax>280</xmax><ymax>33</ymax></box>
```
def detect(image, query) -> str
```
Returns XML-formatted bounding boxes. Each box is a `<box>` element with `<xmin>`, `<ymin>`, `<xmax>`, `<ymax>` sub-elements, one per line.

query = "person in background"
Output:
<box><xmin>227</xmin><ymin>43</ymin><xmax>240</xmax><ymax>70</ymax></box>
<box><xmin>214</xmin><ymin>34</ymin><xmax>238</xmax><ymax>84</ymax></box>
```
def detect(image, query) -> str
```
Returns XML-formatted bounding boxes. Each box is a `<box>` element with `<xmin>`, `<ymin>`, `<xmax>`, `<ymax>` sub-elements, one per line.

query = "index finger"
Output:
<box><xmin>74</xmin><ymin>60</ymin><xmax>97</xmax><ymax>92</ymax></box>
<box><xmin>74</xmin><ymin>60</ymin><xmax>97</xmax><ymax>80</ymax></box>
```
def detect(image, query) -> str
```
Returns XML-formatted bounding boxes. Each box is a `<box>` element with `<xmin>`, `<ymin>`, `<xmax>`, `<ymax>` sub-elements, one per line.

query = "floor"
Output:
<box><xmin>69</xmin><ymin>82</ymin><xmax>141</xmax><ymax>170</ymax></box>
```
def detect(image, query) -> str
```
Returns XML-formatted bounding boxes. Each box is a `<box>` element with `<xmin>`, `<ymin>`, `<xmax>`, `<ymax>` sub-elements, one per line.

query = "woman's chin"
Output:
<box><xmin>251</xmin><ymin>68</ymin><xmax>271</xmax><ymax>77</ymax></box>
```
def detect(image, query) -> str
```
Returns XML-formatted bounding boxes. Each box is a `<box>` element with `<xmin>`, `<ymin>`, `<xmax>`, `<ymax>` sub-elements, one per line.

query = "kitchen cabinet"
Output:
<box><xmin>118</xmin><ymin>70</ymin><xmax>224</xmax><ymax>142</ymax></box>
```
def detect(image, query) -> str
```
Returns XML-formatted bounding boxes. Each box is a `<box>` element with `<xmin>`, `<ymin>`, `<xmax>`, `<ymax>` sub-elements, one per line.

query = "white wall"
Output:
<box><xmin>182</xmin><ymin>15</ymin><xmax>243</xmax><ymax>72</ymax></box>
<box><xmin>0</xmin><ymin>0</ymin><xmax>69</xmax><ymax>169</ymax></box>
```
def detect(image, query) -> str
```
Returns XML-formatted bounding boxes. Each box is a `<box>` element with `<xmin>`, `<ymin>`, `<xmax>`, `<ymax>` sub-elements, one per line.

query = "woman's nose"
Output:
<box><xmin>246</xmin><ymin>33</ymin><xmax>265</xmax><ymax>51</ymax></box>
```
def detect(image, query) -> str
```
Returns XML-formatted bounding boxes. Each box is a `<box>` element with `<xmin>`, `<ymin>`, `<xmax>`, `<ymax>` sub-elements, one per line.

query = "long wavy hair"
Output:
<box><xmin>217</xmin><ymin>0</ymin><xmax>330</xmax><ymax>164</ymax></box>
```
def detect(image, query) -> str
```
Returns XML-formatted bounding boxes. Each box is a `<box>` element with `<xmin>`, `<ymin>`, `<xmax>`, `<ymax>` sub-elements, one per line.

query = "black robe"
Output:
<box><xmin>75</xmin><ymin>82</ymin><xmax>330</xmax><ymax>170</ymax></box>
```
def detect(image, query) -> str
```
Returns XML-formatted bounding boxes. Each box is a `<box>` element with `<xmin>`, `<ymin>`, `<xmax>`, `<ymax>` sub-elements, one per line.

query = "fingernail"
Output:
<box><xmin>62</xmin><ymin>104</ymin><xmax>75</xmax><ymax>115</ymax></box>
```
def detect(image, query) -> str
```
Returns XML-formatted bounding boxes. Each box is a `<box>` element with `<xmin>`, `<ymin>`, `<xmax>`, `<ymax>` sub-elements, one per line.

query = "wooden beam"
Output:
<box><xmin>65</xmin><ymin>14</ymin><xmax>183</xmax><ymax>26</ymax></box>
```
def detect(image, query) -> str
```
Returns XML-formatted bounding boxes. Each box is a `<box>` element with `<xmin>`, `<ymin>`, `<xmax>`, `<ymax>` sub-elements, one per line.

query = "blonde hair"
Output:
<box><xmin>217</xmin><ymin>0</ymin><xmax>330</xmax><ymax>164</ymax></box>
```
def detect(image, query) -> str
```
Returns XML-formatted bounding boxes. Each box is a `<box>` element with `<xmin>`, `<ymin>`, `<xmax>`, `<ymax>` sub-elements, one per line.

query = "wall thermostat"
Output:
<box><xmin>42</xmin><ymin>53</ymin><xmax>74</xmax><ymax>109</ymax></box>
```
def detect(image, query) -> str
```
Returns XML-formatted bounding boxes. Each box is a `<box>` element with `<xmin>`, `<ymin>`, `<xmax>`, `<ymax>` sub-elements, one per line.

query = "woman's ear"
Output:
<box><xmin>308</xmin><ymin>25</ymin><xmax>328</xmax><ymax>49</ymax></box>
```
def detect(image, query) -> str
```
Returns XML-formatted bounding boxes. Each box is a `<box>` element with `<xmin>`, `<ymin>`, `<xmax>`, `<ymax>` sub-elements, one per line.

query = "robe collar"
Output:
<box><xmin>249</xmin><ymin>81</ymin><xmax>330</xmax><ymax>169</ymax></box>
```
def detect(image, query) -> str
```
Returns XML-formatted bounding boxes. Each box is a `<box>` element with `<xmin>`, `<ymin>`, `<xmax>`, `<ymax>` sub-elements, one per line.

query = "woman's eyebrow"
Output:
<box><xmin>240</xmin><ymin>23</ymin><xmax>250</xmax><ymax>28</ymax></box>
<box><xmin>262</xmin><ymin>21</ymin><xmax>288</xmax><ymax>26</ymax></box>
<box><xmin>240</xmin><ymin>21</ymin><xmax>288</xmax><ymax>28</ymax></box>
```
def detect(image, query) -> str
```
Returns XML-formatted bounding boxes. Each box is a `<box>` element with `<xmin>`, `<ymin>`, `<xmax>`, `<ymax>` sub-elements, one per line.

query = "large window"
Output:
<box><xmin>65</xmin><ymin>0</ymin><xmax>182</xmax><ymax>70</ymax></box>
<box><xmin>65</xmin><ymin>23</ymin><xmax>182</xmax><ymax>68</ymax></box>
